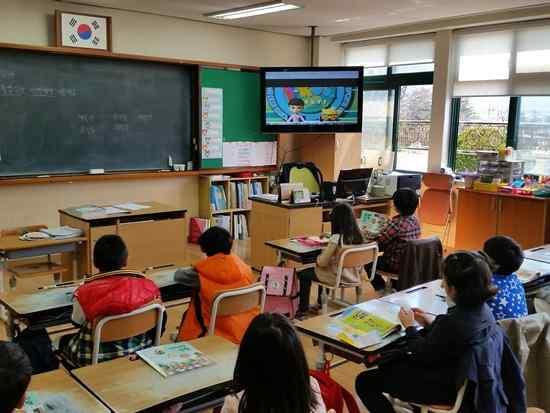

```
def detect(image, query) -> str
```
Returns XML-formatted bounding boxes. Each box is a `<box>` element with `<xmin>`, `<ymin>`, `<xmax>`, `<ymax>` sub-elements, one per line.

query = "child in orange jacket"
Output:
<box><xmin>176</xmin><ymin>227</ymin><xmax>257</xmax><ymax>344</ymax></box>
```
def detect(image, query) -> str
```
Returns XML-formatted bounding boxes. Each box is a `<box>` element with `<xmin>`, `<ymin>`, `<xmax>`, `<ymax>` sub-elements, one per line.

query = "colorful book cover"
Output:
<box><xmin>331</xmin><ymin>307</ymin><xmax>401</xmax><ymax>348</ymax></box>
<box><xmin>359</xmin><ymin>210</ymin><xmax>389</xmax><ymax>236</ymax></box>
<box><xmin>138</xmin><ymin>342</ymin><xmax>214</xmax><ymax>378</ymax></box>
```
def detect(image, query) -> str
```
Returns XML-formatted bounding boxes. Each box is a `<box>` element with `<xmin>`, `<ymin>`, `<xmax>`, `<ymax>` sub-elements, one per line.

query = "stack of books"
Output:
<box><xmin>229</xmin><ymin>182</ymin><xmax>251</xmax><ymax>209</ymax></box>
<box><xmin>233</xmin><ymin>214</ymin><xmax>249</xmax><ymax>240</ymax></box>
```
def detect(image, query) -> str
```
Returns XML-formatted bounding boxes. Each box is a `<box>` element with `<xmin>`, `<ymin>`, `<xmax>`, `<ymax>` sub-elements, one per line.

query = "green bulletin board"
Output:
<box><xmin>200</xmin><ymin>68</ymin><xmax>276</xmax><ymax>169</ymax></box>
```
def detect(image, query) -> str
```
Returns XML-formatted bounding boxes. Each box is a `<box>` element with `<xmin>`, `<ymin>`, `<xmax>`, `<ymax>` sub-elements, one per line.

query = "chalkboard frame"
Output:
<box><xmin>0</xmin><ymin>42</ymin><xmax>276</xmax><ymax>185</ymax></box>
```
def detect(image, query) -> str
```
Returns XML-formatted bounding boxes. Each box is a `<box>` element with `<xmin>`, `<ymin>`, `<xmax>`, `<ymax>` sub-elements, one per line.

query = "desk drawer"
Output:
<box><xmin>118</xmin><ymin>218</ymin><xmax>186</xmax><ymax>271</ymax></box>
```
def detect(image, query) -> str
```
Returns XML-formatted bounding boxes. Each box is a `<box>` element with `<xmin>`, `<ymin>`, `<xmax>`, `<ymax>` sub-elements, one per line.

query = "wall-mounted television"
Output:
<box><xmin>260</xmin><ymin>66</ymin><xmax>363</xmax><ymax>133</ymax></box>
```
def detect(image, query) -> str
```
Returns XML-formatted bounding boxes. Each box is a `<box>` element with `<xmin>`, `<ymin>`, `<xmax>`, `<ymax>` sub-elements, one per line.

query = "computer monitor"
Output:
<box><xmin>336</xmin><ymin>168</ymin><xmax>373</xmax><ymax>198</ymax></box>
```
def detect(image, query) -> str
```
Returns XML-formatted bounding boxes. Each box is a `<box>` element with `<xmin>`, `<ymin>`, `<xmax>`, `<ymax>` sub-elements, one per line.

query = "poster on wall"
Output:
<box><xmin>201</xmin><ymin>87</ymin><xmax>223</xmax><ymax>160</ymax></box>
<box><xmin>55</xmin><ymin>10</ymin><xmax>112</xmax><ymax>51</ymax></box>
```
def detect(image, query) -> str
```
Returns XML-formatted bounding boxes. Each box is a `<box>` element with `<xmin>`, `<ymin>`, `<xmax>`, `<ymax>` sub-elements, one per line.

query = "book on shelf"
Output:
<box><xmin>212</xmin><ymin>215</ymin><xmax>231</xmax><ymax>232</ymax></box>
<box><xmin>137</xmin><ymin>342</ymin><xmax>214</xmax><ymax>378</ymax></box>
<box><xmin>232</xmin><ymin>214</ymin><xmax>249</xmax><ymax>240</ymax></box>
<box><xmin>251</xmin><ymin>181</ymin><xmax>263</xmax><ymax>196</ymax></box>
<box><xmin>209</xmin><ymin>184</ymin><xmax>227</xmax><ymax>211</ymax></box>
<box><xmin>330</xmin><ymin>307</ymin><xmax>401</xmax><ymax>348</ymax></box>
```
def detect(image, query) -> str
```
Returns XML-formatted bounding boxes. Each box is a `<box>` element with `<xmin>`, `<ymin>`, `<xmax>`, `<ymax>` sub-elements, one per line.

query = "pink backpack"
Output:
<box><xmin>260</xmin><ymin>266</ymin><xmax>299</xmax><ymax>319</ymax></box>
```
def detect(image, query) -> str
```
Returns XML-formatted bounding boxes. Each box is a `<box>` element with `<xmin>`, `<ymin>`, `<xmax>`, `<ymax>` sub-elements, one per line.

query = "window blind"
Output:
<box><xmin>453</xmin><ymin>21</ymin><xmax>550</xmax><ymax>96</ymax></box>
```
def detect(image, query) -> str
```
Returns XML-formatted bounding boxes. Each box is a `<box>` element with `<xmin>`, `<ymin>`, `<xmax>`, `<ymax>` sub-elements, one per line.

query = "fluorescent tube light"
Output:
<box><xmin>205</xmin><ymin>1</ymin><xmax>300</xmax><ymax>20</ymax></box>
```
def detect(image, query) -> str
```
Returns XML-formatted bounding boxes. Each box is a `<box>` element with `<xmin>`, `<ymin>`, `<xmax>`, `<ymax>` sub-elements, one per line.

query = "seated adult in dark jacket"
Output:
<box><xmin>355</xmin><ymin>251</ymin><xmax>526</xmax><ymax>413</ymax></box>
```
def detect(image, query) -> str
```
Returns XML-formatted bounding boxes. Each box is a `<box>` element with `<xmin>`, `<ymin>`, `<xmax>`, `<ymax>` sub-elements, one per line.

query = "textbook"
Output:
<box><xmin>359</xmin><ymin>210</ymin><xmax>389</xmax><ymax>237</ymax></box>
<box><xmin>138</xmin><ymin>342</ymin><xmax>214</xmax><ymax>378</ymax></box>
<box><xmin>331</xmin><ymin>307</ymin><xmax>401</xmax><ymax>348</ymax></box>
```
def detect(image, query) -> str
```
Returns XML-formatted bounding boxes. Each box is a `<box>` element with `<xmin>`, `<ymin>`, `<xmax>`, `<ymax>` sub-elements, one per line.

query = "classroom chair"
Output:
<box><xmin>1</xmin><ymin>225</ymin><xmax>68</xmax><ymax>289</ymax></box>
<box><xmin>209</xmin><ymin>283</ymin><xmax>266</xmax><ymax>336</ymax></box>
<box><xmin>377</xmin><ymin>237</ymin><xmax>442</xmax><ymax>292</ymax></box>
<box><xmin>410</xmin><ymin>380</ymin><xmax>468</xmax><ymax>413</ymax></box>
<box><xmin>91</xmin><ymin>302</ymin><xmax>165</xmax><ymax>365</ymax></box>
<box><xmin>315</xmin><ymin>242</ymin><xmax>379</xmax><ymax>314</ymax></box>
<box><xmin>418</xmin><ymin>173</ymin><xmax>454</xmax><ymax>249</ymax></box>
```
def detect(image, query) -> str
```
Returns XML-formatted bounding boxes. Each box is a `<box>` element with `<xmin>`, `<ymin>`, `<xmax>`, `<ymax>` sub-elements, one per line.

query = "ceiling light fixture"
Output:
<box><xmin>205</xmin><ymin>1</ymin><xmax>301</xmax><ymax>20</ymax></box>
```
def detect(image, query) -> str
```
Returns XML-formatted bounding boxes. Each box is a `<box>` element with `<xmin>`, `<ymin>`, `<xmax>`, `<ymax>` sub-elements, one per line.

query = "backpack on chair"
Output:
<box><xmin>310</xmin><ymin>359</ymin><xmax>360</xmax><ymax>413</ymax></box>
<box><xmin>260</xmin><ymin>266</ymin><xmax>299</xmax><ymax>319</ymax></box>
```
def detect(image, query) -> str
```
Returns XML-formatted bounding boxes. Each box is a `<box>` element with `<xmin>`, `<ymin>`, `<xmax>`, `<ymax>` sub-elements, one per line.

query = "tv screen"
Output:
<box><xmin>261</xmin><ymin>67</ymin><xmax>363</xmax><ymax>133</ymax></box>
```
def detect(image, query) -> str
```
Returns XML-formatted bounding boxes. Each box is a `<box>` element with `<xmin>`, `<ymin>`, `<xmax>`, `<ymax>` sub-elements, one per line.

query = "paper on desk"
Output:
<box><xmin>102</xmin><ymin>206</ymin><xmax>129</xmax><ymax>215</ymax></box>
<box><xmin>113</xmin><ymin>202</ymin><xmax>151</xmax><ymax>211</ymax></box>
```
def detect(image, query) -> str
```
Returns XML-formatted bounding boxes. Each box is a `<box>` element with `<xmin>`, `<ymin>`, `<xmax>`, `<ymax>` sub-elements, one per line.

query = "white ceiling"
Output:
<box><xmin>62</xmin><ymin>0</ymin><xmax>550</xmax><ymax>36</ymax></box>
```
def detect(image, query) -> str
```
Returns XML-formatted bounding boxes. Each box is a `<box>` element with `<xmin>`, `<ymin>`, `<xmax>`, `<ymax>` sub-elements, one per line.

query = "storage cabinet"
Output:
<box><xmin>455</xmin><ymin>189</ymin><xmax>549</xmax><ymax>250</ymax></box>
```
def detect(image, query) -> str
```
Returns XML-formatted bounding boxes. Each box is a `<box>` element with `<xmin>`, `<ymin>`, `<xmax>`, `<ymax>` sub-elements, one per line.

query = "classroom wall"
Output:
<box><xmin>0</xmin><ymin>0</ymin><xmax>309</xmax><ymax>229</ymax></box>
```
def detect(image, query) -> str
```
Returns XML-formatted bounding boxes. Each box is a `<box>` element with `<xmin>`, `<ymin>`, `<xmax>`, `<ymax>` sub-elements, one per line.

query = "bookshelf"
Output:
<box><xmin>198</xmin><ymin>175</ymin><xmax>270</xmax><ymax>239</ymax></box>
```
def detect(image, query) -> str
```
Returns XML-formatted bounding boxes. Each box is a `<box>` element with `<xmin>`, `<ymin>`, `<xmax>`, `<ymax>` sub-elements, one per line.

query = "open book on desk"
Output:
<box><xmin>138</xmin><ymin>342</ymin><xmax>214</xmax><ymax>378</ymax></box>
<box><xmin>329</xmin><ymin>306</ymin><xmax>401</xmax><ymax>349</ymax></box>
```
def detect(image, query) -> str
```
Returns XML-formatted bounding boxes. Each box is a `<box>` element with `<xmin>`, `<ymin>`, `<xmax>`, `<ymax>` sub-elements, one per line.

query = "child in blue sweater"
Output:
<box><xmin>483</xmin><ymin>236</ymin><xmax>528</xmax><ymax>320</ymax></box>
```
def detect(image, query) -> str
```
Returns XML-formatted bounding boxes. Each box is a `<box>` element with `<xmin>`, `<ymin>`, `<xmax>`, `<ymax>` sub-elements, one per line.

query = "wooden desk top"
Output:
<box><xmin>73</xmin><ymin>336</ymin><xmax>238</xmax><ymax>413</ymax></box>
<box><xmin>27</xmin><ymin>369</ymin><xmax>109</xmax><ymax>412</ymax></box>
<box><xmin>458</xmin><ymin>187</ymin><xmax>549</xmax><ymax>202</ymax></box>
<box><xmin>0</xmin><ymin>268</ymin><xmax>181</xmax><ymax>316</ymax></box>
<box><xmin>0</xmin><ymin>235</ymin><xmax>86</xmax><ymax>253</ymax></box>
<box><xmin>251</xmin><ymin>196</ymin><xmax>392</xmax><ymax>210</ymax></box>
<box><xmin>59</xmin><ymin>201</ymin><xmax>187</xmax><ymax>222</ymax></box>
<box><xmin>265</xmin><ymin>238</ymin><xmax>324</xmax><ymax>256</ymax></box>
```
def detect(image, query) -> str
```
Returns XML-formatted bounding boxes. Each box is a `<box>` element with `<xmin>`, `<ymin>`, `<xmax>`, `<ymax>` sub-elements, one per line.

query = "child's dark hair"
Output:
<box><xmin>199</xmin><ymin>226</ymin><xmax>232</xmax><ymax>256</ymax></box>
<box><xmin>393</xmin><ymin>188</ymin><xmax>419</xmax><ymax>216</ymax></box>
<box><xmin>93</xmin><ymin>234</ymin><xmax>128</xmax><ymax>273</ymax></box>
<box><xmin>288</xmin><ymin>97</ymin><xmax>305</xmax><ymax>107</ymax></box>
<box><xmin>443</xmin><ymin>251</ymin><xmax>497</xmax><ymax>307</ymax></box>
<box><xmin>331</xmin><ymin>203</ymin><xmax>364</xmax><ymax>245</ymax></box>
<box><xmin>233</xmin><ymin>313</ymin><xmax>316</xmax><ymax>413</ymax></box>
<box><xmin>483</xmin><ymin>236</ymin><xmax>524</xmax><ymax>275</ymax></box>
<box><xmin>0</xmin><ymin>341</ymin><xmax>32</xmax><ymax>413</ymax></box>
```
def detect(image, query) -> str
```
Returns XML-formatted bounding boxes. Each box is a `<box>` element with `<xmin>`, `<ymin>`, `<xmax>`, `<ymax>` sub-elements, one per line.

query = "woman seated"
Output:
<box><xmin>297</xmin><ymin>203</ymin><xmax>367</xmax><ymax>316</ymax></box>
<box><xmin>176</xmin><ymin>226</ymin><xmax>257</xmax><ymax>344</ymax></box>
<box><xmin>355</xmin><ymin>251</ymin><xmax>526</xmax><ymax>413</ymax></box>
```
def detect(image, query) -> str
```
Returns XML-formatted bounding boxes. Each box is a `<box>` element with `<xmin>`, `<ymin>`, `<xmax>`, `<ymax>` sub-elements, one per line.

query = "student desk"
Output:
<box><xmin>0</xmin><ymin>235</ymin><xmax>86</xmax><ymax>292</ymax></box>
<box><xmin>59</xmin><ymin>202</ymin><xmax>187</xmax><ymax>279</ymax></box>
<box><xmin>0</xmin><ymin>268</ymin><xmax>191</xmax><ymax>338</ymax></box>
<box><xmin>296</xmin><ymin>280</ymin><xmax>448</xmax><ymax>364</ymax></box>
<box><xmin>524</xmin><ymin>244</ymin><xmax>550</xmax><ymax>264</ymax></box>
<box><xmin>73</xmin><ymin>336</ymin><xmax>237</xmax><ymax>413</ymax></box>
<box><xmin>265</xmin><ymin>238</ymin><xmax>324</xmax><ymax>265</ymax></box>
<box><xmin>28</xmin><ymin>369</ymin><xmax>109</xmax><ymax>412</ymax></box>
<box><xmin>250</xmin><ymin>196</ymin><xmax>391</xmax><ymax>270</ymax></box>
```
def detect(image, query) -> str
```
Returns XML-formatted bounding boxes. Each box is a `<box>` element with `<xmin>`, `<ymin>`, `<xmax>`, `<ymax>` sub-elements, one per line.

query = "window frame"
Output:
<box><xmin>447</xmin><ymin>96</ymin><xmax>520</xmax><ymax>171</ymax></box>
<box><xmin>364</xmin><ymin>67</ymin><xmax>434</xmax><ymax>172</ymax></box>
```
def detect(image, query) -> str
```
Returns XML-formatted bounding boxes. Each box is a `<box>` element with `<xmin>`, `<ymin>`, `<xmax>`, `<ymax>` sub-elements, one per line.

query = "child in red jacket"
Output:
<box><xmin>59</xmin><ymin>235</ymin><xmax>160</xmax><ymax>367</ymax></box>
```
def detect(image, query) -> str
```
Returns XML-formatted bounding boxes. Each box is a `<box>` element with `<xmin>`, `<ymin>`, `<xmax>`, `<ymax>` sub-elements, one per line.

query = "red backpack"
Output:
<box><xmin>310</xmin><ymin>360</ymin><xmax>360</xmax><ymax>413</ymax></box>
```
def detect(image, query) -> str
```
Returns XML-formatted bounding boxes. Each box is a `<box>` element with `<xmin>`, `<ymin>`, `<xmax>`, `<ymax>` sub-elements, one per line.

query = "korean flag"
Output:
<box><xmin>61</xmin><ymin>13</ymin><xmax>108</xmax><ymax>50</ymax></box>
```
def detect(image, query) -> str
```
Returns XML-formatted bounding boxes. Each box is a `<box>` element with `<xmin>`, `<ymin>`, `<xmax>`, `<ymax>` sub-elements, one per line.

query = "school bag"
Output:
<box><xmin>310</xmin><ymin>359</ymin><xmax>360</xmax><ymax>413</ymax></box>
<box><xmin>279</xmin><ymin>162</ymin><xmax>324</xmax><ymax>194</ymax></box>
<box><xmin>260</xmin><ymin>266</ymin><xmax>299</xmax><ymax>319</ymax></box>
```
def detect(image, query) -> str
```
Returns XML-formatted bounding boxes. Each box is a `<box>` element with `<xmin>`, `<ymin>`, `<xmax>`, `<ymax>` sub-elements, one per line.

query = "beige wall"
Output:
<box><xmin>0</xmin><ymin>0</ymin><xmax>308</xmax><ymax>229</ymax></box>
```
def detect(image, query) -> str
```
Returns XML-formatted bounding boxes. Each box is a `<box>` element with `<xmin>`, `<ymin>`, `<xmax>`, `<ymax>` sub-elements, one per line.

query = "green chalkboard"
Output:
<box><xmin>0</xmin><ymin>48</ymin><xmax>195</xmax><ymax>177</ymax></box>
<box><xmin>200</xmin><ymin>68</ymin><xmax>275</xmax><ymax>169</ymax></box>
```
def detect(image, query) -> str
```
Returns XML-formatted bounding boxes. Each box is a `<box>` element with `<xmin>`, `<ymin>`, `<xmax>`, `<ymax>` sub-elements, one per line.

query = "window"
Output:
<box><xmin>395</xmin><ymin>84</ymin><xmax>433</xmax><ymax>172</ymax></box>
<box><xmin>453</xmin><ymin>97</ymin><xmax>509</xmax><ymax>173</ymax></box>
<box><xmin>516</xmin><ymin>96</ymin><xmax>550</xmax><ymax>174</ymax></box>
<box><xmin>345</xmin><ymin>35</ymin><xmax>435</xmax><ymax>172</ymax></box>
<box><xmin>362</xmin><ymin>90</ymin><xmax>394</xmax><ymax>167</ymax></box>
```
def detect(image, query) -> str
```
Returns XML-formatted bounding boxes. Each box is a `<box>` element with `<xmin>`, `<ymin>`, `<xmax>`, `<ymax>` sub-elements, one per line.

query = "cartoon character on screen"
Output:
<box><xmin>287</xmin><ymin>97</ymin><xmax>305</xmax><ymax>123</ymax></box>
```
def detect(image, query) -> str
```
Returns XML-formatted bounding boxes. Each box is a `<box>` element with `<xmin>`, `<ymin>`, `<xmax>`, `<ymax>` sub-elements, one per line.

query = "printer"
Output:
<box><xmin>369</xmin><ymin>171</ymin><xmax>422</xmax><ymax>197</ymax></box>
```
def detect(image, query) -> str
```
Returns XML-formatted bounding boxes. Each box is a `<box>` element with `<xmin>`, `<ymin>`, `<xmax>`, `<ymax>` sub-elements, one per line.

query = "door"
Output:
<box><xmin>498</xmin><ymin>197</ymin><xmax>546</xmax><ymax>249</ymax></box>
<box><xmin>455</xmin><ymin>190</ymin><xmax>498</xmax><ymax>250</ymax></box>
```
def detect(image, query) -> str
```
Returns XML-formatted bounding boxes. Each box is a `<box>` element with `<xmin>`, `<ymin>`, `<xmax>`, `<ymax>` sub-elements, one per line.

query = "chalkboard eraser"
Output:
<box><xmin>37</xmin><ymin>175</ymin><xmax>51</xmax><ymax>178</ymax></box>
<box><xmin>89</xmin><ymin>168</ymin><xmax>105</xmax><ymax>175</ymax></box>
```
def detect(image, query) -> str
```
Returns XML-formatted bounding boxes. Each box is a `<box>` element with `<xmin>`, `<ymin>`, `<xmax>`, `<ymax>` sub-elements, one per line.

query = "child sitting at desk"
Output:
<box><xmin>297</xmin><ymin>203</ymin><xmax>366</xmax><ymax>316</ymax></box>
<box><xmin>355</xmin><ymin>252</ymin><xmax>526</xmax><ymax>413</ymax></box>
<box><xmin>483</xmin><ymin>235</ymin><xmax>528</xmax><ymax>320</ymax></box>
<box><xmin>59</xmin><ymin>235</ymin><xmax>160</xmax><ymax>367</ymax></box>
<box><xmin>0</xmin><ymin>341</ymin><xmax>78</xmax><ymax>413</ymax></box>
<box><xmin>370</xmin><ymin>187</ymin><xmax>421</xmax><ymax>290</ymax></box>
<box><xmin>176</xmin><ymin>226</ymin><xmax>257</xmax><ymax>344</ymax></box>
<box><xmin>222</xmin><ymin>313</ymin><xmax>333</xmax><ymax>413</ymax></box>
